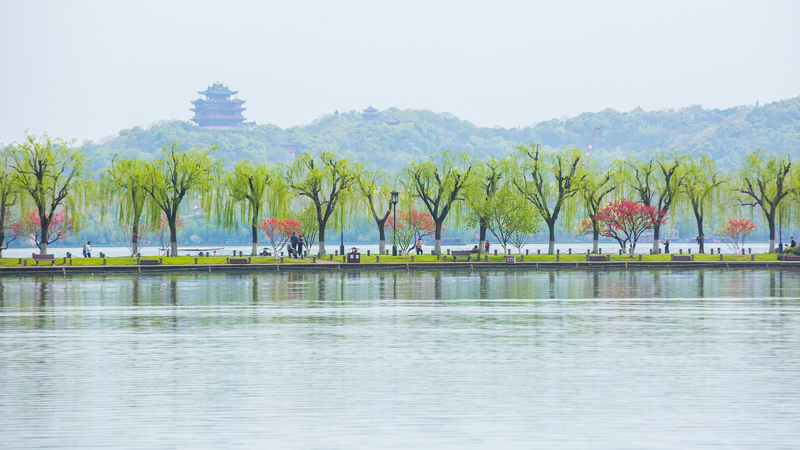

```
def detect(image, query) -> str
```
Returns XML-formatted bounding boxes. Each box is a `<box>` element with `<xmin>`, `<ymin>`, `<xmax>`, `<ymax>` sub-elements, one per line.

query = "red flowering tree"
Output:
<box><xmin>153</xmin><ymin>215</ymin><xmax>187</xmax><ymax>254</ymax></box>
<box><xmin>718</xmin><ymin>219</ymin><xmax>757</xmax><ymax>253</ymax></box>
<box><xmin>258</xmin><ymin>217</ymin><xmax>301</xmax><ymax>258</ymax></box>
<box><xmin>385</xmin><ymin>209</ymin><xmax>438</xmax><ymax>256</ymax></box>
<box><xmin>12</xmin><ymin>209</ymin><xmax>73</xmax><ymax>252</ymax></box>
<box><xmin>593</xmin><ymin>198</ymin><xmax>667</xmax><ymax>257</ymax></box>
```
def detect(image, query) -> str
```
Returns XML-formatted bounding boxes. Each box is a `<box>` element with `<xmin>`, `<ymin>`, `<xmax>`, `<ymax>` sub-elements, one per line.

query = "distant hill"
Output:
<box><xmin>82</xmin><ymin>96</ymin><xmax>800</xmax><ymax>173</ymax></box>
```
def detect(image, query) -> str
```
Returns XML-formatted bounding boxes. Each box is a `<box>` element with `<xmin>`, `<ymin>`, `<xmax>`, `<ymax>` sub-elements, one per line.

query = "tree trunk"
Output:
<box><xmin>434</xmin><ymin>221</ymin><xmax>443</xmax><ymax>255</ymax></box>
<box><xmin>378</xmin><ymin>223</ymin><xmax>386</xmax><ymax>255</ymax></box>
<box><xmin>318</xmin><ymin>220</ymin><xmax>327</xmax><ymax>257</ymax></box>
<box><xmin>39</xmin><ymin>214</ymin><xmax>50</xmax><ymax>255</ymax></box>
<box><xmin>697</xmin><ymin>216</ymin><xmax>705</xmax><ymax>254</ymax></box>
<box><xmin>479</xmin><ymin>220</ymin><xmax>487</xmax><ymax>257</ymax></box>
<box><xmin>168</xmin><ymin>217</ymin><xmax>178</xmax><ymax>257</ymax></box>
<box><xmin>546</xmin><ymin>219</ymin><xmax>555</xmax><ymax>255</ymax></box>
<box><xmin>251</xmin><ymin>221</ymin><xmax>258</xmax><ymax>256</ymax></box>
<box><xmin>132</xmin><ymin>219</ymin><xmax>140</xmax><ymax>257</ymax></box>
<box><xmin>767</xmin><ymin>214</ymin><xmax>776</xmax><ymax>253</ymax></box>
<box><xmin>592</xmin><ymin>222</ymin><xmax>599</xmax><ymax>253</ymax></box>
<box><xmin>652</xmin><ymin>222</ymin><xmax>661</xmax><ymax>254</ymax></box>
<box><xmin>630</xmin><ymin>241</ymin><xmax>636</xmax><ymax>258</ymax></box>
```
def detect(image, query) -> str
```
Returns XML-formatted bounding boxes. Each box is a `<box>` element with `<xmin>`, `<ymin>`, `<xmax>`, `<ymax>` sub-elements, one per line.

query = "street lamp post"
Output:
<box><xmin>391</xmin><ymin>190</ymin><xmax>399</xmax><ymax>256</ymax></box>
<box><xmin>340</xmin><ymin>230</ymin><xmax>345</xmax><ymax>256</ymax></box>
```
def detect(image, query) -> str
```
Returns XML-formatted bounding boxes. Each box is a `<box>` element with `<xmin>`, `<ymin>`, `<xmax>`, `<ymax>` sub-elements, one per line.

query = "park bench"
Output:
<box><xmin>139</xmin><ymin>259</ymin><xmax>161</xmax><ymax>266</ymax></box>
<box><xmin>32</xmin><ymin>253</ymin><xmax>55</xmax><ymax>266</ymax></box>
<box><xmin>451</xmin><ymin>250</ymin><xmax>473</xmax><ymax>262</ymax></box>
<box><xmin>587</xmin><ymin>255</ymin><xmax>610</xmax><ymax>262</ymax></box>
<box><xmin>228</xmin><ymin>258</ymin><xmax>250</xmax><ymax>264</ymax></box>
<box><xmin>671</xmin><ymin>255</ymin><xmax>694</xmax><ymax>262</ymax></box>
<box><xmin>784</xmin><ymin>256</ymin><xmax>800</xmax><ymax>261</ymax></box>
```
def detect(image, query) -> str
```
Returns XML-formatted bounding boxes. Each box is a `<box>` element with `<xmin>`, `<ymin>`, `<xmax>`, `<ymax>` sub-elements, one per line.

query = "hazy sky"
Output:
<box><xmin>2</xmin><ymin>0</ymin><xmax>798</xmax><ymax>144</ymax></box>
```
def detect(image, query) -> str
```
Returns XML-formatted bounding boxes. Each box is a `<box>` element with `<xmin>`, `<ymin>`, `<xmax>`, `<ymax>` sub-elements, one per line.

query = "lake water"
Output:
<box><xmin>1</xmin><ymin>268</ymin><xmax>799</xmax><ymax>449</ymax></box>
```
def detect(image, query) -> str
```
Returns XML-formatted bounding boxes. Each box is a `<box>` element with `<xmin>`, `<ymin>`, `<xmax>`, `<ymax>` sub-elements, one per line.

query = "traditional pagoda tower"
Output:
<box><xmin>362</xmin><ymin>105</ymin><xmax>380</xmax><ymax>122</ymax></box>
<box><xmin>191</xmin><ymin>81</ymin><xmax>246</xmax><ymax>127</ymax></box>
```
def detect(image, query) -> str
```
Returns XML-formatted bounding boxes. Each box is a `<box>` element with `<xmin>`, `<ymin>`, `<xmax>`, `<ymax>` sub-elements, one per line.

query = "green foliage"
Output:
<box><xmin>354</xmin><ymin>167</ymin><xmax>395</xmax><ymax>253</ymax></box>
<box><xmin>216</xmin><ymin>160</ymin><xmax>285</xmax><ymax>255</ymax></box>
<box><xmin>8</xmin><ymin>133</ymin><xmax>91</xmax><ymax>254</ymax></box>
<box><xmin>680</xmin><ymin>154</ymin><xmax>726</xmax><ymax>251</ymax></box>
<box><xmin>0</xmin><ymin>149</ymin><xmax>21</xmax><ymax>256</ymax></box>
<box><xmin>286</xmin><ymin>152</ymin><xmax>357</xmax><ymax>255</ymax></box>
<box><xmin>734</xmin><ymin>149</ymin><xmax>796</xmax><ymax>252</ymax></box>
<box><xmin>511</xmin><ymin>144</ymin><xmax>585</xmax><ymax>254</ymax></box>
<box><xmin>402</xmin><ymin>150</ymin><xmax>475</xmax><ymax>254</ymax></box>
<box><xmin>580</xmin><ymin>161</ymin><xmax>617</xmax><ymax>252</ymax></box>
<box><xmin>140</xmin><ymin>141</ymin><xmax>221</xmax><ymax>255</ymax></box>
<box><xmin>617</xmin><ymin>151</ymin><xmax>686</xmax><ymax>252</ymax></box>
<box><xmin>101</xmin><ymin>156</ymin><xmax>150</xmax><ymax>255</ymax></box>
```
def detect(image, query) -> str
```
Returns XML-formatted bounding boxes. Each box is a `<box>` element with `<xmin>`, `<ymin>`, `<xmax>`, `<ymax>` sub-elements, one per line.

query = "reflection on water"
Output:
<box><xmin>1</xmin><ymin>268</ymin><xmax>800</xmax><ymax>449</ymax></box>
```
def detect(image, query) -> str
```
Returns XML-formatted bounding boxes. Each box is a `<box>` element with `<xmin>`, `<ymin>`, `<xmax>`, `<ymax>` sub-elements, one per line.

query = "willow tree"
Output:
<box><xmin>734</xmin><ymin>149</ymin><xmax>794</xmax><ymax>253</ymax></box>
<box><xmin>8</xmin><ymin>133</ymin><xmax>90</xmax><ymax>254</ymax></box>
<box><xmin>355</xmin><ymin>167</ymin><xmax>394</xmax><ymax>255</ymax></box>
<box><xmin>403</xmin><ymin>150</ymin><xmax>474</xmax><ymax>255</ymax></box>
<box><xmin>140</xmin><ymin>141</ymin><xmax>219</xmax><ymax>257</ymax></box>
<box><xmin>101</xmin><ymin>156</ymin><xmax>150</xmax><ymax>256</ymax></box>
<box><xmin>618</xmin><ymin>152</ymin><xmax>685</xmax><ymax>254</ymax></box>
<box><xmin>680</xmin><ymin>154</ymin><xmax>725</xmax><ymax>253</ymax></box>
<box><xmin>581</xmin><ymin>162</ymin><xmax>616</xmax><ymax>253</ymax></box>
<box><xmin>286</xmin><ymin>152</ymin><xmax>357</xmax><ymax>256</ymax></box>
<box><xmin>512</xmin><ymin>144</ymin><xmax>585</xmax><ymax>255</ymax></box>
<box><xmin>464</xmin><ymin>156</ymin><xmax>503</xmax><ymax>257</ymax></box>
<box><xmin>0</xmin><ymin>149</ymin><xmax>20</xmax><ymax>257</ymax></box>
<box><xmin>216</xmin><ymin>160</ymin><xmax>285</xmax><ymax>256</ymax></box>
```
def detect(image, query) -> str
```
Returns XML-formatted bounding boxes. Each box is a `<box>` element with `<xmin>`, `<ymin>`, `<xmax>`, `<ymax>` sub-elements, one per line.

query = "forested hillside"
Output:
<box><xmin>82</xmin><ymin>96</ymin><xmax>800</xmax><ymax>173</ymax></box>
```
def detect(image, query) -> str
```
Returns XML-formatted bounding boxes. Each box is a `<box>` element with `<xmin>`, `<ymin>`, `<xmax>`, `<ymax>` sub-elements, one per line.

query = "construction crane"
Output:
<box><xmin>585</xmin><ymin>126</ymin><xmax>602</xmax><ymax>159</ymax></box>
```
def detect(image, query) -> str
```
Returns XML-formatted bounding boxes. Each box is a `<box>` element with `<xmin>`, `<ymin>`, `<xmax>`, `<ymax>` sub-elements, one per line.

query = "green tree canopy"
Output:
<box><xmin>403</xmin><ymin>150</ymin><xmax>474</xmax><ymax>255</ymax></box>
<box><xmin>512</xmin><ymin>144</ymin><xmax>585</xmax><ymax>254</ymax></box>
<box><xmin>8</xmin><ymin>133</ymin><xmax>91</xmax><ymax>254</ymax></box>
<box><xmin>216</xmin><ymin>160</ymin><xmax>285</xmax><ymax>256</ymax></box>
<box><xmin>140</xmin><ymin>141</ymin><xmax>220</xmax><ymax>256</ymax></box>
<box><xmin>286</xmin><ymin>152</ymin><xmax>357</xmax><ymax>256</ymax></box>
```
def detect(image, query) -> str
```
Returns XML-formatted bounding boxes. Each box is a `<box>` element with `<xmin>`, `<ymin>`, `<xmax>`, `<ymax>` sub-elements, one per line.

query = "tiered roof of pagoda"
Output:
<box><xmin>191</xmin><ymin>81</ymin><xmax>247</xmax><ymax>128</ymax></box>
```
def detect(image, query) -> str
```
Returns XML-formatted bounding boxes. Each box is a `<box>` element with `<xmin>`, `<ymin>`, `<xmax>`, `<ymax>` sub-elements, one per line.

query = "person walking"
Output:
<box><xmin>289</xmin><ymin>232</ymin><xmax>298</xmax><ymax>258</ymax></box>
<box><xmin>484</xmin><ymin>240</ymin><xmax>490</xmax><ymax>254</ymax></box>
<box><xmin>83</xmin><ymin>241</ymin><xmax>92</xmax><ymax>258</ymax></box>
<box><xmin>791</xmin><ymin>236</ymin><xmax>796</xmax><ymax>248</ymax></box>
<box><xmin>415</xmin><ymin>237</ymin><xmax>423</xmax><ymax>255</ymax></box>
<box><xmin>662</xmin><ymin>239</ymin><xmax>670</xmax><ymax>254</ymax></box>
<box><xmin>696</xmin><ymin>234</ymin><xmax>704</xmax><ymax>253</ymax></box>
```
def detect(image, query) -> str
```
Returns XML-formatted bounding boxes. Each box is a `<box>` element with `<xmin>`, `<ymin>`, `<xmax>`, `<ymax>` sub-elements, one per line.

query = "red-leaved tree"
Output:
<box><xmin>258</xmin><ymin>218</ymin><xmax>301</xmax><ymax>258</ymax></box>
<box><xmin>385</xmin><ymin>209</ymin><xmax>438</xmax><ymax>256</ymax></box>
<box><xmin>593</xmin><ymin>198</ymin><xmax>667</xmax><ymax>257</ymax></box>
<box><xmin>12</xmin><ymin>209</ymin><xmax>73</xmax><ymax>252</ymax></box>
<box><xmin>718</xmin><ymin>219</ymin><xmax>757</xmax><ymax>253</ymax></box>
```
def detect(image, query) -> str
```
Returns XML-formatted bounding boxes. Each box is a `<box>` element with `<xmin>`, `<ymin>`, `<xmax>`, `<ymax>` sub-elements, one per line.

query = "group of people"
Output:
<box><xmin>288</xmin><ymin>232</ymin><xmax>305</xmax><ymax>258</ymax></box>
<box><xmin>82</xmin><ymin>241</ymin><xmax>92</xmax><ymax>258</ymax></box>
